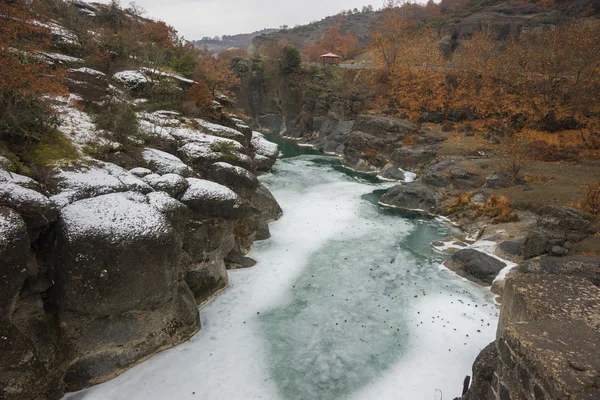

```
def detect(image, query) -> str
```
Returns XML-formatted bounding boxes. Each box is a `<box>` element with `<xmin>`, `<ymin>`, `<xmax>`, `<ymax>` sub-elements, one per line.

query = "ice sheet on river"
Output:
<box><xmin>66</xmin><ymin>155</ymin><xmax>498</xmax><ymax>400</ymax></box>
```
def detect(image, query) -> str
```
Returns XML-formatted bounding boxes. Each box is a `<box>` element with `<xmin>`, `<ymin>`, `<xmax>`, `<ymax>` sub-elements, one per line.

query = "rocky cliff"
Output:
<box><xmin>0</xmin><ymin>62</ymin><xmax>282</xmax><ymax>399</ymax></box>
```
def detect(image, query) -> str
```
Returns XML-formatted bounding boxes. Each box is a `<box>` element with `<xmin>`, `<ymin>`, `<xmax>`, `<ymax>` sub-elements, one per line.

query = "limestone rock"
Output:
<box><xmin>142</xmin><ymin>173</ymin><xmax>189</xmax><ymax>198</ymax></box>
<box><xmin>447</xmin><ymin>249</ymin><xmax>507</xmax><ymax>284</ymax></box>
<box><xmin>379</xmin><ymin>183</ymin><xmax>439</xmax><ymax>214</ymax></box>
<box><xmin>462</xmin><ymin>342</ymin><xmax>497</xmax><ymax>400</ymax></box>
<box><xmin>47</xmin><ymin>160</ymin><xmax>153</xmax><ymax>208</ymax></box>
<box><xmin>0</xmin><ymin>182</ymin><xmax>58</xmax><ymax>240</ymax></box>
<box><xmin>517</xmin><ymin>256</ymin><xmax>600</xmax><ymax>287</ymax></box>
<box><xmin>141</xmin><ymin>148</ymin><xmax>194</xmax><ymax>177</ymax></box>
<box><xmin>207</xmin><ymin>162</ymin><xmax>258</xmax><ymax>199</ymax></box>
<box><xmin>180</xmin><ymin>178</ymin><xmax>245</xmax><ymax>219</ymax></box>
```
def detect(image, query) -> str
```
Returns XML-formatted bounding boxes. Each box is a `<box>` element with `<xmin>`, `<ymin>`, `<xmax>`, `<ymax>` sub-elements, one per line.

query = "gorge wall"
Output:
<box><xmin>0</xmin><ymin>64</ymin><xmax>283</xmax><ymax>399</ymax></box>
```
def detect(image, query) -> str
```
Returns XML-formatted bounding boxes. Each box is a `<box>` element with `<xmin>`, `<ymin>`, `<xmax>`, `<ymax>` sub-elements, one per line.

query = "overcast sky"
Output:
<box><xmin>96</xmin><ymin>0</ymin><xmax>382</xmax><ymax>39</ymax></box>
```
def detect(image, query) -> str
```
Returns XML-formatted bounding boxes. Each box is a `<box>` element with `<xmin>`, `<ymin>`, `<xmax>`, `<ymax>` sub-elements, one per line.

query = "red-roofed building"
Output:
<box><xmin>320</xmin><ymin>52</ymin><xmax>341</xmax><ymax>66</ymax></box>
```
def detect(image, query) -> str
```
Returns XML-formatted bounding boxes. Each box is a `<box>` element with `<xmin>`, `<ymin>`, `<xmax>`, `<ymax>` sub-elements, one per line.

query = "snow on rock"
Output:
<box><xmin>137</xmin><ymin>119</ymin><xmax>177</xmax><ymax>145</ymax></box>
<box><xmin>0</xmin><ymin>182</ymin><xmax>58</xmax><ymax>239</ymax></box>
<box><xmin>137</xmin><ymin>111</ymin><xmax>181</xmax><ymax>127</ymax></box>
<box><xmin>142</xmin><ymin>173</ymin><xmax>189</xmax><ymax>198</ymax></box>
<box><xmin>129</xmin><ymin>167</ymin><xmax>153</xmax><ymax>178</ymax></box>
<box><xmin>68</xmin><ymin>67</ymin><xmax>106</xmax><ymax>77</ymax></box>
<box><xmin>195</xmin><ymin>119</ymin><xmax>247</xmax><ymax>144</ymax></box>
<box><xmin>51</xmin><ymin>94</ymin><xmax>113</xmax><ymax>151</ymax></box>
<box><xmin>178</xmin><ymin>141</ymin><xmax>253</xmax><ymax>172</ymax></box>
<box><xmin>0</xmin><ymin>170</ymin><xmax>42</xmax><ymax>192</ymax></box>
<box><xmin>139</xmin><ymin>67</ymin><xmax>195</xmax><ymax>85</ymax></box>
<box><xmin>31</xmin><ymin>20</ymin><xmax>79</xmax><ymax>46</ymax></box>
<box><xmin>141</xmin><ymin>148</ymin><xmax>194</xmax><ymax>177</ymax></box>
<box><xmin>37</xmin><ymin>51</ymin><xmax>84</xmax><ymax>64</ymax></box>
<box><xmin>112</xmin><ymin>70</ymin><xmax>149</xmax><ymax>90</ymax></box>
<box><xmin>180</xmin><ymin>178</ymin><xmax>245</xmax><ymax>219</ymax></box>
<box><xmin>251</xmin><ymin>131</ymin><xmax>279</xmax><ymax>159</ymax></box>
<box><xmin>207</xmin><ymin>162</ymin><xmax>258</xmax><ymax>198</ymax></box>
<box><xmin>58</xmin><ymin>191</ymin><xmax>171</xmax><ymax>245</ymax></box>
<box><xmin>251</xmin><ymin>131</ymin><xmax>279</xmax><ymax>171</ymax></box>
<box><xmin>47</xmin><ymin>160</ymin><xmax>153</xmax><ymax>208</ymax></box>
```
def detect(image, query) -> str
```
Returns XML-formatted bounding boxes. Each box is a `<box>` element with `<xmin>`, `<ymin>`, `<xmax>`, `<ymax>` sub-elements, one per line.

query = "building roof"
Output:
<box><xmin>320</xmin><ymin>53</ymin><xmax>341</xmax><ymax>58</ymax></box>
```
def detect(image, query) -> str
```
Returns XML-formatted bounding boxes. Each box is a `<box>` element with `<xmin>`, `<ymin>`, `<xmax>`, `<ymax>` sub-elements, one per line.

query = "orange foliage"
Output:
<box><xmin>303</xmin><ymin>25</ymin><xmax>359</xmax><ymax>62</ymax></box>
<box><xmin>194</xmin><ymin>48</ymin><xmax>240</xmax><ymax>96</ymax></box>
<box><xmin>217</xmin><ymin>48</ymin><xmax>247</xmax><ymax>61</ymax></box>
<box><xmin>0</xmin><ymin>2</ymin><xmax>66</xmax><ymax>140</ymax></box>
<box><xmin>185</xmin><ymin>81</ymin><xmax>213</xmax><ymax>108</ymax></box>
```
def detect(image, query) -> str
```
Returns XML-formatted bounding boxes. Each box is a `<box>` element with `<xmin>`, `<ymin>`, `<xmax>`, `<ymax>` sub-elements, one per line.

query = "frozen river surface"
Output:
<box><xmin>68</xmin><ymin>140</ymin><xmax>498</xmax><ymax>400</ymax></box>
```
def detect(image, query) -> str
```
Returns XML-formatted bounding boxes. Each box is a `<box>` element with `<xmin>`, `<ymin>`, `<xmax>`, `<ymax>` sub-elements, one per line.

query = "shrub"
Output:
<box><xmin>92</xmin><ymin>103</ymin><xmax>139</xmax><ymax>143</ymax></box>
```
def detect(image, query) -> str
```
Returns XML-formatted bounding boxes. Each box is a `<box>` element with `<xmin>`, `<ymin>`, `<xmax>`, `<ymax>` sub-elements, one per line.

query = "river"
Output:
<box><xmin>67</xmin><ymin>135</ymin><xmax>498</xmax><ymax>400</ymax></box>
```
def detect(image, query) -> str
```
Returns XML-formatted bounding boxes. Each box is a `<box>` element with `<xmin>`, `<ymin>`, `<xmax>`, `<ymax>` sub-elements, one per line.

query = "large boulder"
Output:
<box><xmin>420</xmin><ymin>160</ymin><xmax>473</xmax><ymax>188</ymax></box>
<box><xmin>46</xmin><ymin>160</ymin><xmax>152</xmax><ymax>208</ymax></box>
<box><xmin>141</xmin><ymin>148</ymin><xmax>194</xmax><ymax>177</ymax></box>
<box><xmin>379</xmin><ymin>182</ymin><xmax>439</xmax><ymax>214</ymax></box>
<box><xmin>142</xmin><ymin>173</ymin><xmax>189</xmax><ymax>198</ymax></box>
<box><xmin>343</xmin><ymin>115</ymin><xmax>419</xmax><ymax>172</ymax></box>
<box><xmin>446</xmin><ymin>249</ymin><xmax>507</xmax><ymax>284</ymax></box>
<box><xmin>522</xmin><ymin>206</ymin><xmax>593</xmax><ymax>259</ymax></box>
<box><xmin>180</xmin><ymin>178</ymin><xmax>245</xmax><ymax>219</ymax></box>
<box><xmin>181</xmin><ymin>218</ymin><xmax>235</xmax><ymax>305</ymax></box>
<box><xmin>207</xmin><ymin>162</ymin><xmax>258</xmax><ymax>199</ymax></box>
<box><xmin>54</xmin><ymin>192</ymin><xmax>181</xmax><ymax>315</ymax></box>
<box><xmin>252</xmin><ymin>183</ymin><xmax>283</xmax><ymax>240</ymax></box>
<box><xmin>391</xmin><ymin>145</ymin><xmax>439</xmax><ymax>172</ymax></box>
<box><xmin>250</xmin><ymin>131</ymin><xmax>279</xmax><ymax>171</ymax></box>
<box><xmin>53</xmin><ymin>191</ymin><xmax>199</xmax><ymax>389</ymax></box>
<box><xmin>0</xmin><ymin>182</ymin><xmax>58</xmax><ymax>240</ymax></box>
<box><xmin>178</xmin><ymin>141</ymin><xmax>254</xmax><ymax>173</ymax></box>
<box><xmin>66</xmin><ymin>67</ymin><xmax>108</xmax><ymax>102</ymax></box>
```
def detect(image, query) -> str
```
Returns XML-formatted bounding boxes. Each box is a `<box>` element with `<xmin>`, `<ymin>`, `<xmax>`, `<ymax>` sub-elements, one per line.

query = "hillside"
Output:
<box><xmin>192</xmin><ymin>28</ymin><xmax>278</xmax><ymax>54</ymax></box>
<box><xmin>0</xmin><ymin>1</ymin><xmax>282</xmax><ymax>399</ymax></box>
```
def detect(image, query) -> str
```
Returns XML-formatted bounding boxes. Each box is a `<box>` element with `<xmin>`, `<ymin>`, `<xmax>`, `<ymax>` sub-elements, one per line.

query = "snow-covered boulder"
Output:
<box><xmin>112</xmin><ymin>70</ymin><xmax>149</xmax><ymax>93</ymax></box>
<box><xmin>251</xmin><ymin>131</ymin><xmax>279</xmax><ymax>171</ymax></box>
<box><xmin>0</xmin><ymin>170</ymin><xmax>42</xmax><ymax>192</ymax></box>
<box><xmin>194</xmin><ymin>119</ymin><xmax>248</xmax><ymax>146</ymax></box>
<box><xmin>129</xmin><ymin>167</ymin><xmax>153</xmax><ymax>178</ymax></box>
<box><xmin>54</xmin><ymin>191</ymin><xmax>199</xmax><ymax>390</ymax></box>
<box><xmin>142</xmin><ymin>173</ymin><xmax>189</xmax><ymax>198</ymax></box>
<box><xmin>180</xmin><ymin>178</ymin><xmax>245</xmax><ymax>219</ymax></box>
<box><xmin>207</xmin><ymin>162</ymin><xmax>258</xmax><ymax>199</ymax></box>
<box><xmin>46</xmin><ymin>160</ymin><xmax>153</xmax><ymax>208</ymax></box>
<box><xmin>141</xmin><ymin>148</ymin><xmax>194</xmax><ymax>177</ymax></box>
<box><xmin>178</xmin><ymin>141</ymin><xmax>253</xmax><ymax>173</ymax></box>
<box><xmin>0</xmin><ymin>182</ymin><xmax>58</xmax><ymax>240</ymax></box>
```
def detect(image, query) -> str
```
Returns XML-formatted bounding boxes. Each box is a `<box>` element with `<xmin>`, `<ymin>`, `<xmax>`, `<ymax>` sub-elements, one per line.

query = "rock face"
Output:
<box><xmin>379</xmin><ymin>182</ymin><xmax>439</xmax><ymax>214</ymax></box>
<box><xmin>343</xmin><ymin>115</ymin><xmax>418</xmax><ymax>173</ymax></box>
<box><xmin>446</xmin><ymin>249</ymin><xmax>507</xmax><ymax>284</ymax></box>
<box><xmin>1</xmin><ymin>110</ymin><xmax>283</xmax><ymax>398</ymax></box>
<box><xmin>522</xmin><ymin>206</ymin><xmax>592</xmax><ymax>259</ymax></box>
<box><xmin>438</xmin><ymin>2</ymin><xmax>566</xmax><ymax>54</ymax></box>
<box><xmin>461</xmin><ymin>342</ymin><xmax>498</xmax><ymax>400</ymax></box>
<box><xmin>54</xmin><ymin>192</ymin><xmax>200</xmax><ymax>390</ymax></box>
<box><xmin>517</xmin><ymin>256</ymin><xmax>600</xmax><ymax>287</ymax></box>
<box><xmin>463</xmin><ymin>272</ymin><xmax>600</xmax><ymax>400</ymax></box>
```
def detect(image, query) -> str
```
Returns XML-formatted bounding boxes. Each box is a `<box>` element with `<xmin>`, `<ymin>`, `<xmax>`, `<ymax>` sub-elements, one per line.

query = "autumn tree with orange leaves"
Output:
<box><xmin>0</xmin><ymin>2</ymin><xmax>66</xmax><ymax>142</ymax></box>
<box><xmin>194</xmin><ymin>48</ymin><xmax>240</xmax><ymax>97</ymax></box>
<box><xmin>371</xmin><ymin>0</ymin><xmax>422</xmax><ymax>79</ymax></box>
<box><xmin>304</xmin><ymin>25</ymin><xmax>359</xmax><ymax>62</ymax></box>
